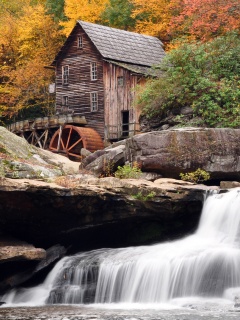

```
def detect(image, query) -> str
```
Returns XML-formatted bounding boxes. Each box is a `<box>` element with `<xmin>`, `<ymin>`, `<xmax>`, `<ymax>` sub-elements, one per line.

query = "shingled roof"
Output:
<box><xmin>78</xmin><ymin>21</ymin><xmax>165</xmax><ymax>67</ymax></box>
<box><xmin>52</xmin><ymin>21</ymin><xmax>165</xmax><ymax>68</ymax></box>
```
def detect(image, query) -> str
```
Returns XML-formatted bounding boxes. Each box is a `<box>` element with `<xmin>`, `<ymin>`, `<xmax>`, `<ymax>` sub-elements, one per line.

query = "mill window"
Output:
<box><xmin>117</xmin><ymin>76</ymin><xmax>124</xmax><ymax>86</ymax></box>
<box><xmin>77</xmin><ymin>36</ymin><xmax>83</xmax><ymax>49</ymax></box>
<box><xmin>62</xmin><ymin>66</ymin><xmax>69</xmax><ymax>85</ymax></box>
<box><xmin>90</xmin><ymin>92</ymin><xmax>98</xmax><ymax>112</ymax></box>
<box><xmin>62</xmin><ymin>96</ymin><xmax>69</xmax><ymax>112</ymax></box>
<box><xmin>62</xmin><ymin>96</ymin><xmax>68</xmax><ymax>107</ymax></box>
<box><xmin>91</xmin><ymin>62</ymin><xmax>97</xmax><ymax>80</ymax></box>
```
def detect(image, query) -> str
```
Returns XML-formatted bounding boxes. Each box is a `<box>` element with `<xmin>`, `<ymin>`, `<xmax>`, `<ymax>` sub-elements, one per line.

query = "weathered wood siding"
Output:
<box><xmin>103</xmin><ymin>62</ymin><xmax>142</xmax><ymax>139</ymax></box>
<box><xmin>55</xmin><ymin>25</ymin><xmax>105</xmax><ymax>138</ymax></box>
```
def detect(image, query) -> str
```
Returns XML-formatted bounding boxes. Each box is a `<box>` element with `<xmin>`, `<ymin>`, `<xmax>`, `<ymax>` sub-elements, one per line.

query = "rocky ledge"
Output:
<box><xmin>0</xmin><ymin>176</ymin><xmax>217</xmax><ymax>251</ymax></box>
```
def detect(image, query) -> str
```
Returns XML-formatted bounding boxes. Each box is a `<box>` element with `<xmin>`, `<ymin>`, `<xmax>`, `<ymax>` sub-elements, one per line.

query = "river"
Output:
<box><xmin>1</xmin><ymin>303</ymin><xmax>240</xmax><ymax>320</ymax></box>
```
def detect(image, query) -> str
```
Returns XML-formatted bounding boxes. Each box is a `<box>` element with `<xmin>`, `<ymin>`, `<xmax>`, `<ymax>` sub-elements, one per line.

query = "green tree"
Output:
<box><xmin>45</xmin><ymin>0</ymin><xmax>66</xmax><ymax>22</ymax></box>
<box><xmin>136</xmin><ymin>32</ymin><xmax>240</xmax><ymax>128</ymax></box>
<box><xmin>101</xmin><ymin>0</ymin><xmax>136</xmax><ymax>30</ymax></box>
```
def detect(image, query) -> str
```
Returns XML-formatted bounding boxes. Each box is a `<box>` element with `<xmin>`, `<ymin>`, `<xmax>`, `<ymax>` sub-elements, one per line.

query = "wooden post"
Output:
<box><xmin>57</xmin><ymin>125</ymin><xmax>63</xmax><ymax>152</ymax></box>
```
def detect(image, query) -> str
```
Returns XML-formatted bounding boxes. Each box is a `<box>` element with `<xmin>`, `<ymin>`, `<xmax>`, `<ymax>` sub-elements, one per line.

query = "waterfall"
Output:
<box><xmin>3</xmin><ymin>188</ymin><xmax>240</xmax><ymax>307</ymax></box>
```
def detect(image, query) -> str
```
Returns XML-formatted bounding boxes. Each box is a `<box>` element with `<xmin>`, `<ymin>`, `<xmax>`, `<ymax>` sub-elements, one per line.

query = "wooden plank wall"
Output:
<box><xmin>55</xmin><ymin>26</ymin><xmax>105</xmax><ymax>139</ymax></box>
<box><xmin>103</xmin><ymin>62</ymin><xmax>142</xmax><ymax>139</ymax></box>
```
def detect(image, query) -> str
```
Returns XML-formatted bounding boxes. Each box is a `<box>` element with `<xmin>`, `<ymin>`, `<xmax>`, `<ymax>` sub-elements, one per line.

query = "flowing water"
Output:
<box><xmin>1</xmin><ymin>188</ymin><xmax>240</xmax><ymax>319</ymax></box>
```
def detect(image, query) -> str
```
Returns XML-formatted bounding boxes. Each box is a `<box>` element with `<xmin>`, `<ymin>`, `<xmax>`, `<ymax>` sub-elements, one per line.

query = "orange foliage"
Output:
<box><xmin>0</xmin><ymin>2</ymin><xmax>63</xmax><ymax>118</ymax></box>
<box><xmin>169</xmin><ymin>0</ymin><xmax>240</xmax><ymax>41</ymax></box>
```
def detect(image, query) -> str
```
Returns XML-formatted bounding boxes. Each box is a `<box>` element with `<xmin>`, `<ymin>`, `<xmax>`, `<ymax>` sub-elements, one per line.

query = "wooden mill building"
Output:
<box><xmin>52</xmin><ymin>21</ymin><xmax>165</xmax><ymax>142</ymax></box>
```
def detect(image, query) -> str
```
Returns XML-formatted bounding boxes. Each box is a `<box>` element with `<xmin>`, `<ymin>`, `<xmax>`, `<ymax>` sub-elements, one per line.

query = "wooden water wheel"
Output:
<box><xmin>49</xmin><ymin>125</ymin><xmax>104</xmax><ymax>161</ymax></box>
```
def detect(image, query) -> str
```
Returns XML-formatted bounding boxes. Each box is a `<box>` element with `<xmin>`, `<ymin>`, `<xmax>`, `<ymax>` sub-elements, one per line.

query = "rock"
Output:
<box><xmin>220</xmin><ymin>181</ymin><xmax>240</xmax><ymax>189</ymax></box>
<box><xmin>180</xmin><ymin>106</ymin><xmax>194</xmax><ymax>115</ymax></box>
<box><xmin>154</xmin><ymin>178</ymin><xmax>194</xmax><ymax>186</ymax></box>
<box><xmin>0</xmin><ymin>236</ymin><xmax>46</xmax><ymax>263</ymax></box>
<box><xmin>81</xmin><ymin>128</ymin><xmax>240</xmax><ymax>181</ymax></box>
<box><xmin>0</xmin><ymin>244</ymin><xmax>66</xmax><ymax>292</ymax></box>
<box><xmin>34</xmin><ymin>245</ymin><xmax>67</xmax><ymax>272</ymax></box>
<box><xmin>234</xmin><ymin>296</ymin><xmax>240</xmax><ymax>308</ymax></box>
<box><xmin>161</xmin><ymin>124</ymin><xmax>170</xmax><ymax>130</ymax></box>
<box><xmin>82</xmin><ymin>144</ymin><xmax>126</xmax><ymax>176</ymax></box>
<box><xmin>140</xmin><ymin>172</ymin><xmax>162</xmax><ymax>181</ymax></box>
<box><xmin>0</xmin><ymin>176</ymin><xmax>215</xmax><ymax>251</ymax></box>
<box><xmin>0</xmin><ymin>126</ymin><xmax>79</xmax><ymax>178</ymax></box>
<box><xmin>139</xmin><ymin>113</ymin><xmax>196</xmax><ymax>132</ymax></box>
<box><xmin>80</xmin><ymin>148</ymin><xmax>92</xmax><ymax>158</ymax></box>
<box><xmin>80</xmin><ymin>149</ymin><xmax>106</xmax><ymax>168</ymax></box>
<box><xmin>125</xmin><ymin>128</ymin><xmax>240</xmax><ymax>181</ymax></box>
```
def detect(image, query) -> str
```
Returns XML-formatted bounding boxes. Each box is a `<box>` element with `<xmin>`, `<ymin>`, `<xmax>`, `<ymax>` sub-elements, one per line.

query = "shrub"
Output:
<box><xmin>132</xmin><ymin>191</ymin><xmax>156</xmax><ymax>201</ymax></box>
<box><xmin>180</xmin><ymin>168</ymin><xmax>210</xmax><ymax>183</ymax></box>
<box><xmin>114</xmin><ymin>162</ymin><xmax>142</xmax><ymax>179</ymax></box>
<box><xmin>136</xmin><ymin>32</ymin><xmax>240</xmax><ymax>128</ymax></box>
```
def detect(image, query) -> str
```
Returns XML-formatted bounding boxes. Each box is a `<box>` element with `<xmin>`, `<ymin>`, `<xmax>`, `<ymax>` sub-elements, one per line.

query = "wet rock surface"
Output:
<box><xmin>0</xmin><ymin>244</ymin><xmax>66</xmax><ymax>293</ymax></box>
<box><xmin>0</xmin><ymin>305</ymin><xmax>239</xmax><ymax>320</ymax></box>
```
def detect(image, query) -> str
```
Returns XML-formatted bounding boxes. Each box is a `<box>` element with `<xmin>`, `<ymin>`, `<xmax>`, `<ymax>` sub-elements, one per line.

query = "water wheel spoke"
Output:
<box><xmin>67</xmin><ymin>138</ymin><xmax>82</xmax><ymax>152</ymax></box>
<box><xmin>26</xmin><ymin>132</ymin><xmax>34</xmax><ymax>142</ymax></box>
<box><xmin>66</xmin><ymin>126</ymin><xmax>73</xmax><ymax>150</ymax></box>
<box><xmin>67</xmin><ymin>152</ymin><xmax>82</xmax><ymax>159</ymax></box>
<box><xmin>43</xmin><ymin>130</ymin><xmax>49</xmax><ymax>149</ymax></box>
<box><xmin>60</xmin><ymin>138</ymin><xmax>65</xmax><ymax>149</ymax></box>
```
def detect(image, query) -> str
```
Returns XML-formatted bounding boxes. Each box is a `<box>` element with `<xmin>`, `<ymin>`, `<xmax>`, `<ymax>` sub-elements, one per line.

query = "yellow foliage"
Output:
<box><xmin>132</xmin><ymin>0</ymin><xmax>172</xmax><ymax>41</ymax></box>
<box><xmin>17</xmin><ymin>4</ymin><xmax>61</xmax><ymax>62</ymax></box>
<box><xmin>61</xmin><ymin>0</ymin><xmax>110</xmax><ymax>35</ymax></box>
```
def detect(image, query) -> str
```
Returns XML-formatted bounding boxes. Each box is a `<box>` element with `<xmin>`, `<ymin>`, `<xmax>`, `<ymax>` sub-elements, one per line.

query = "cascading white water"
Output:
<box><xmin>3</xmin><ymin>188</ymin><xmax>240</xmax><ymax>307</ymax></box>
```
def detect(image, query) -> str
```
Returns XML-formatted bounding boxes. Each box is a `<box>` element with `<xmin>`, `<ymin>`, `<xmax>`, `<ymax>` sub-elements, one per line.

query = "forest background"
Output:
<box><xmin>0</xmin><ymin>0</ymin><xmax>239</xmax><ymax>127</ymax></box>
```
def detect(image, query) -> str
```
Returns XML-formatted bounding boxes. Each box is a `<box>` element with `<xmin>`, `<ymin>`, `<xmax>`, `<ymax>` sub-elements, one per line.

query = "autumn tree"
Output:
<box><xmin>132</xmin><ymin>0</ymin><xmax>172</xmax><ymax>41</ymax></box>
<box><xmin>169</xmin><ymin>0</ymin><xmax>240</xmax><ymax>41</ymax></box>
<box><xmin>0</xmin><ymin>1</ymin><xmax>63</xmax><ymax>121</ymax></box>
<box><xmin>62</xmin><ymin>0</ymin><xmax>109</xmax><ymax>35</ymax></box>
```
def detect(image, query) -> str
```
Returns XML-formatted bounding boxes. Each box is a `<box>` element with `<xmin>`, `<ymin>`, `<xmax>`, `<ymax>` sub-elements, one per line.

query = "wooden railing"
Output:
<box><xmin>105</xmin><ymin>122</ymin><xmax>140</xmax><ymax>140</ymax></box>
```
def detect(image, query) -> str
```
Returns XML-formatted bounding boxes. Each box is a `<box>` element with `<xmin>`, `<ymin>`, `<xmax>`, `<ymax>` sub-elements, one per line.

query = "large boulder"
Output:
<box><xmin>125</xmin><ymin>128</ymin><xmax>240</xmax><ymax>180</ymax></box>
<box><xmin>0</xmin><ymin>238</ymin><xmax>66</xmax><ymax>293</ymax></box>
<box><xmin>0</xmin><ymin>126</ymin><xmax>79</xmax><ymax>178</ymax></box>
<box><xmin>82</xmin><ymin>128</ymin><xmax>240</xmax><ymax>181</ymax></box>
<box><xmin>82</xmin><ymin>143</ymin><xmax>126</xmax><ymax>176</ymax></box>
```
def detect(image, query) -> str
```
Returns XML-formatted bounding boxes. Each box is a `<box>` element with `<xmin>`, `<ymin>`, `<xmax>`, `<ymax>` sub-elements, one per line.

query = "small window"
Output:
<box><xmin>77</xmin><ymin>36</ymin><xmax>83</xmax><ymax>49</ymax></box>
<box><xmin>62</xmin><ymin>96</ymin><xmax>68</xmax><ymax>106</ymax></box>
<box><xmin>62</xmin><ymin>66</ymin><xmax>69</xmax><ymax>85</ymax></box>
<box><xmin>90</xmin><ymin>62</ymin><xmax>97</xmax><ymax>80</ymax></box>
<box><xmin>62</xmin><ymin>96</ymin><xmax>69</xmax><ymax>112</ymax></box>
<box><xmin>117</xmin><ymin>76</ymin><xmax>124</xmax><ymax>86</ymax></box>
<box><xmin>90</xmin><ymin>92</ymin><xmax>98</xmax><ymax>112</ymax></box>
